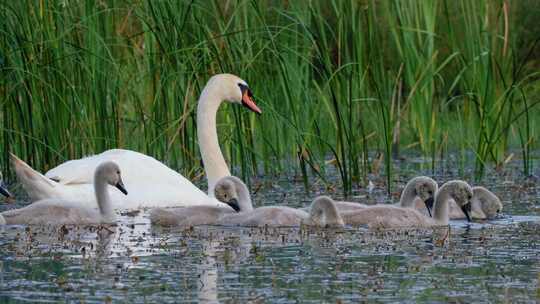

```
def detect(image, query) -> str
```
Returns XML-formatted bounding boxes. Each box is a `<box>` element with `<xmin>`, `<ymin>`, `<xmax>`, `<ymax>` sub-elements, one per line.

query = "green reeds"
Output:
<box><xmin>1</xmin><ymin>0</ymin><xmax>538</xmax><ymax>196</ymax></box>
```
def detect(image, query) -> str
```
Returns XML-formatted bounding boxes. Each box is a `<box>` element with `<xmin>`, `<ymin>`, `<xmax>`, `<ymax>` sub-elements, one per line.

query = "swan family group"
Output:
<box><xmin>0</xmin><ymin>74</ymin><xmax>503</xmax><ymax>229</ymax></box>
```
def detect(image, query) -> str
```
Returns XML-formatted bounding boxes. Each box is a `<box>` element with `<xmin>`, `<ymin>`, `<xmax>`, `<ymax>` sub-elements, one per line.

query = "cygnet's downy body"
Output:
<box><xmin>150</xmin><ymin>176</ymin><xmax>344</xmax><ymax>228</ymax></box>
<box><xmin>215</xmin><ymin>176</ymin><xmax>344</xmax><ymax>228</ymax></box>
<box><xmin>0</xmin><ymin>161</ymin><xmax>127</xmax><ymax>225</ymax></box>
<box><xmin>304</xmin><ymin>176</ymin><xmax>438</xmax><ymax>216</ymax></box>
<box><xmin>340</xmin><ymin>180</ymin><xmax>473</xmax><ymax>228</ymax></box>
<box><xmin>149</xmin><ymin>176</ymin><xmax>243</xmax><ymax>227</ymax></box>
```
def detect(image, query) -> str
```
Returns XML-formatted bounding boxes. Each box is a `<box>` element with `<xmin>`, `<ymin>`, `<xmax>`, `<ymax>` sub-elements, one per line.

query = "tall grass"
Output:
<box><xmin>1</xmin><ymin>0</ymin><xmax>538</xmax><ymax>195</ymax></box>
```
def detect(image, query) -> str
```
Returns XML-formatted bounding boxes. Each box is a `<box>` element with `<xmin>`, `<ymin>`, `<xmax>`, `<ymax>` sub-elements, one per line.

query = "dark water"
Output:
<box><xmin>1</xmin><ymin>158</ymin><xmax>539</xmax><ymax>303</ymax></box>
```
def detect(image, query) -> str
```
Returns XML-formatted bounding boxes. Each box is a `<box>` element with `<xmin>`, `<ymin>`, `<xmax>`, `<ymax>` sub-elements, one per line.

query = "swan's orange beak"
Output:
<box><xmin>242</xmin><ymin>89</ymin><xmax>262</xmax><ymax>114</ymax></box>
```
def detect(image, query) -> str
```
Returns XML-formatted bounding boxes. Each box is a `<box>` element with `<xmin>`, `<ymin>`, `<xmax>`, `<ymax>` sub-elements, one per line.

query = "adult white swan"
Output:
<box><xmin>12</xmin><ymin>74</ymin><xmax>261</xmax><ymax>209</ymax></box>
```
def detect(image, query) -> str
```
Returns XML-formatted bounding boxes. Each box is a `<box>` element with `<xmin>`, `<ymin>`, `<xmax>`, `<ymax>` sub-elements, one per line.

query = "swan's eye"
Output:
<box><xmin>238</xmin><ymin>83</ymin><xmax>248</xmax><ymax>93</ymax></box>
<box><xmin>238</xmin><ymin>83</ymin><xmax>253</xmax><ymax>97</ymax></box>
<box><xmin>116</xmin><ymin>171</ymin><xmax>120</xmax><ymax>175</ymax></box>
<box><xmin>467</xmin><ymin>194</ymin><xmax>472</xmax><ymax>200</ymax></box>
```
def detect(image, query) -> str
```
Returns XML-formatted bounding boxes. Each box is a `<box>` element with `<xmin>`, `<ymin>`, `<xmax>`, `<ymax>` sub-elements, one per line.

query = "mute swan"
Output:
<box><xmin>0</xmin><ymin>161</ymin><xmax>127</xmax><ymax>225</ymax></box>
<box><xmin>423</xmin><ymin>186</ymin><xmax>502</xmax><ymax>220</ymax></box>
<box><xmin>12</xmin><ymin>74</ymin><xmax>261</xmax><ymax>209</ymax></box>
<box><xmin>340</xmin><ymin>180</ymin><xmax>473</xmax><ymax>228</ymax></box>
<box><xmin>215</xmin><ymin>176</ymin><xmax>343</xmax><ymax>227</ymax></box>
<box><xmin>303</xmin><ymin>176</ymin><xmax>438</xmax><ymax>215</ymax></box>
<box><xmin>300</xmin><ymin>196</ymin><xmax>345</xmax><ymax>228</ymax></box>
<box><xmin>151</xmin><ymin>176</ymin><xmax>344</xmax><ymax>228</ymax></box>
<box><xmin>149</xmin><ymin>176</ymin><xmax>245</xmax><ymax>226</ymax></box>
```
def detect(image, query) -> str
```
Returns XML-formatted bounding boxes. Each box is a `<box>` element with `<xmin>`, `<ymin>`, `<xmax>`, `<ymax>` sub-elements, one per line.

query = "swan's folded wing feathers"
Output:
<box><xmin>11</xmin><ymin>153</ymin><xmax>57</xmax><ymax>187</ymax></box>
<box><xmin>47</xmin><ymin>162</ymin><xmax>95</xmax><ymax>185</ymax></box>
<box><xmin>46</xmin><ymin>153</ymin><xmax>115</xmax><ymax>184</ymax></box>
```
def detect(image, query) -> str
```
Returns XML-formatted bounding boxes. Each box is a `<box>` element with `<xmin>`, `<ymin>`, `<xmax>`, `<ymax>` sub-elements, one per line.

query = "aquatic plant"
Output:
<box><xmin>1</xmin><ymin>0</ymin><xmax>538</xmax><ymax>195</ymax></box>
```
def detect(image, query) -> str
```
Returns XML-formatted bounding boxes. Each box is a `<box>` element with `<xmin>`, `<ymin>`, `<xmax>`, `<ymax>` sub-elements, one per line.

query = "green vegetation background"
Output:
<box><xmin>1</xmin><ymin>0</ymin><xmax>539</xmax><ymax>194</ymax></box>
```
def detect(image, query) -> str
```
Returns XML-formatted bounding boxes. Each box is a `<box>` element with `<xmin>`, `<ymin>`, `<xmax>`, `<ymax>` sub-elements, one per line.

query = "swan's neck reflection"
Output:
<box><xmin>198</xmin><ymin>240</ymin><xmax>219</xmax><ymax>303</ymax></box>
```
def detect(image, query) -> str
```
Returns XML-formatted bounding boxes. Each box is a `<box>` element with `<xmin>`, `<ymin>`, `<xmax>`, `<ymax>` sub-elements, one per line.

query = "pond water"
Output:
<box><xmin>1</xmin><ymin>157</ymin><xmax>539</xmax><ymax>303</ymax></box>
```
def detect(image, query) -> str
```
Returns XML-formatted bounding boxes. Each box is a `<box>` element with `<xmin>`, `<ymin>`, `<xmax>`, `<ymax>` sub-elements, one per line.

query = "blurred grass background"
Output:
<box><xmin>1</xmin><ymin>0</ymin><xmax>539</xmax><ymax>195</ymax></box>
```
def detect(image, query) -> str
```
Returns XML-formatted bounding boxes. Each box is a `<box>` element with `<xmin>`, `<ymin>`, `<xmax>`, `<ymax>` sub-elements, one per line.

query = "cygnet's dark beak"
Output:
<box><xmin>0</xmin><ymin>181</ymin><xmax>13</xmax><ymax>198</ymax></box>
<box><xmin>461</xmin><ymin>202</ymin><xmax>472</xmax><ymax>222</ymax></box>
<box><xmin>115</xmin><ymin>179</ymin><xmax>128</xmax><ymax>195</ymax></box>
<box><xmin>424</xmin><ymin>197</ymin><xmax>434</xmax><ymax>217</ymax></box>
<box><xmin>226</xmin><ymin>198</ymin><xmax>241</xmax><ymax>212</ymax></box>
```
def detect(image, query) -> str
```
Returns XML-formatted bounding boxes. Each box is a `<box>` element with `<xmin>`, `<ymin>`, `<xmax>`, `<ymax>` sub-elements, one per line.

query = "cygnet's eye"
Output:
<box><xmin>428</xmin><ymin>190</ymin><xmax>433</xmax><ymax>195</ymax></box>
<box><xmin>117</xmin><ymin>171</ymin><xmax>120</xmax><ymax>175</ymax></box>
<box><xmin>467</xmin><ymin>194</ymin><xmax>472</xmax><ymax>200</ymax></box>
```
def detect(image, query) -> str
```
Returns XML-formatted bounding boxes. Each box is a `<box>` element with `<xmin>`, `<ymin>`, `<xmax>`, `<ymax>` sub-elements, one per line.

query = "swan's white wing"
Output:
<box><xmin>46</xmin><ymin>149</ymin><xmax>133</xmax><ymax>184</ymax></box>
<box><xmin>39</xmin><ymin>149</ymin><xmax>224</xmax><ymax>209</ymax></box>
<box><xmin>46</xmin><ymin>149</ymin><xmax>202</xmax><ymax>189</ymax></box>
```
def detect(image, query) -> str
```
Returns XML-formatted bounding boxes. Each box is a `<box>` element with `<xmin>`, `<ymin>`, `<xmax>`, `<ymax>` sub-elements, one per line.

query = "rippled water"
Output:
<box><xmin>1</xmin><ymin>158</ymin><xmax>539</xmax><ymax>303</ymax></box>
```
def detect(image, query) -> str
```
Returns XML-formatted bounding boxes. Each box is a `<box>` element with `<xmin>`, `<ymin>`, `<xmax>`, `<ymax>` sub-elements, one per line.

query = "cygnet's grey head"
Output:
<box><xmin>473</xmin><ymin>186</ymin><xmax>503</xmax><ymax>218</ymax></box>
<box><xmin>411</xmin><ymin>176</ymin><xmax>438</xmax><ymax>217</ymax></box>
<box><xmin>214</xmin><ymin>176</ymin><xmax>253</xmax><ymax>212</ymax></box>
<box><xmin>95</xmin><ymin>161</ymin><xmax>128</xmax><ymax>195</ymax></box>
<box><xmin>304</xmin><ymin>196</ymin><xmax>344</xmax><ymax>228</ymax></box>
<box><xmin>438</xmin><ymin>180</ymin><xmax>473</xmax><ymax>222</ymax></box>
<box><xmin>0</xmin><ymin>171</ymin><xmax>13</xmax><ymax>198</ymax></box>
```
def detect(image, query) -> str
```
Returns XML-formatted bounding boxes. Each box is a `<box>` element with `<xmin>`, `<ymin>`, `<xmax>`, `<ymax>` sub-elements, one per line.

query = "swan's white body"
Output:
<box><xmin>340</xmin><ymin>180</ymin><xmax>473</xmax><ymax>228</ymax></box>
<box><xmin>1</xmin><ymin>161</ymin><xmax>127</xmax><ymax>225</ymax></box>
<box><xmin>12</xmin><ymin>74</ymin><xmax>261</xmax><ymax>210</ymax></box>
<box><xmin>11</xmin><ymin>152</ymin><xmax>218</xmax><ymax>209</ymax></box>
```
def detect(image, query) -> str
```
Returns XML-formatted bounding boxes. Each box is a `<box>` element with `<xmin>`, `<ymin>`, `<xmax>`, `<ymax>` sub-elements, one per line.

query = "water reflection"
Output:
<box><xmin>198</xmin><ymin>240</ymin><xmax>218</xmax><ymax>304</ymax></box>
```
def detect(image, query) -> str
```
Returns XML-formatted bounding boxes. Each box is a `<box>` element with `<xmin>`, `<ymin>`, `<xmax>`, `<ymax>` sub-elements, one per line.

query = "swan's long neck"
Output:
<box><xmin>94</xmin><ymin>174</ymin><xmax>114</xmax><ymax>222</ymax></box>
<box><xmin>232</xmin><ymin>178</ymin><xmax>254</xmax><ymax>212</ymax></box>
<box><xmin>399</xmin><ymin>182</ymin><xmax>417</xmax><ymax>208</ymax></box>
<box><xmin>433</xmin><ymin>186</ymin><xmax>451</xmax><ymax>224</ymax></box>
<box><xmin>197</xmin><ymin>84</ymin><xmax>231</xmax><ymax>196</ymax></box>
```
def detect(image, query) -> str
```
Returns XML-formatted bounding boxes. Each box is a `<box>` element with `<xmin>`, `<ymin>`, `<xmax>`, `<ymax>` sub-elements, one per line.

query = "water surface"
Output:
<box><xmin>1</xmin><ymin>158</ymin><xmax>539</xmax><ymax>303</ymax></box>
